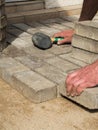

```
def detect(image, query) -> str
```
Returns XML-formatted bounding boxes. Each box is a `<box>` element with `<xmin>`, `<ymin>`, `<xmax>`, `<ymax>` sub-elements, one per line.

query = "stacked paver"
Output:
<box><xmin>60</xmin><ymin>21</ymin><xmax>98</xmax><ymax>109</ymax></box>
<box><xmin>0</xmin><ymin>0</ymin><xmax>7</xmax><ymax>51</ymax></box>
<box><xmin>72</xmin><ymin>21</ymin><xmax>98</xmax><ymax>64</ymax></box>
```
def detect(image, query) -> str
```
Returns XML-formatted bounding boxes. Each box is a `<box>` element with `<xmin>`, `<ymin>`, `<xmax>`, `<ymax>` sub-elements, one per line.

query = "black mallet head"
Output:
<box><xmin>32</xmin><ymin>32</ymin><xmax>52</xmax><ymax>50</ymax></box>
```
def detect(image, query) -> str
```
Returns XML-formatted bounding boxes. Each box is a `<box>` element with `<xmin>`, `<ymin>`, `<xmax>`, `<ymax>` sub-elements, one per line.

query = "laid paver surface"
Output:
<box><xmin>1</xmin><ymin>15</ymin><xmax>98</xmax><ymax>129</ymax></box>
<box><xmin>1</xmin><ymin>16</ymin><xmax>98</xmax><ymax>109</ymax></box>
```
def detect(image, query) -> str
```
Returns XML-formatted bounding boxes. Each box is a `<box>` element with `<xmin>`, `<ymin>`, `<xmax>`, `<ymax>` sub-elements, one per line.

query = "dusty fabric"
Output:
<box><xmin>79</xmin><ymin>0</ymin><xmax>98</xmax><ymax>21</ymax></box>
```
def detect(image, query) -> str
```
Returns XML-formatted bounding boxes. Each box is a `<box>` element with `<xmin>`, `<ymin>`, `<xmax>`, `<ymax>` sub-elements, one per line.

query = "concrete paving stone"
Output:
<box><xmin>7</xmin><ymin>27</ymin><xmax>33</xmax><ymax>48</ymax></box>
<box><xmin>48</xmin><ymin>44</ymin><xmax>72</xmax><ymax>55</ymax></box>
<box><xmin>2</xmin><ymin>45</ymin><xmax>26</xmax><ymax>58</ymax></box>
<box><xmin>12</xmin><ymin>70</ymin><xmax>57</xmax><ymax>103</ymax></box>
<box><xmin>75</xmin><ymin>21</ymin><xmax>98</xmax><ymax>41</ymax></box>
<box><xmin>15</xmin><ymin>56</ymin><xmax>44</xmax><ymax>70</ymax></box>
<box><xmin>28</xmin><ymin>22</ymin><xmax>60</xmax><ymax>36</ymax></box>
<box><xmin>7</xmin><ymin>25</ymin><xmax>32</xmax><ymax>37</ymax></box>
<box><xmin>8</xmin><ymin>37</ymin><xmax>33</xmax><ymax>49</ymax></box>
<box><xmin>27</xmin><ymin>22</ymin><xmax>45</xmax><ymax>28</ymax></box>
<box><xmin>35</xmin><ymin>63</ymin><xmax>66</xmax><ymax>85</ymax></box>
<box><xmin>0</xmin><ymin>57</ymin><xmax>29</xmax><ymax>84</ymax></box>
<box><xmin>39</xmin><ymin>18</ymin><xmax>65</xmax><ymax>24</ymax></box>
<box><xmin>45</xmin><ymin>56</ymin><xmax>80</xmax><ymax>73</ymax></box>
<box><xmin>7</xmin><ymin>29</ymin><xmax>33</xmax><ymax>46</ymax></box>
<box><xmin>61</xmin><ymin>21</ymin><xmax>75</xmax><ymax>29</ymax></box>
<box><xmin>45</xmin><ymin>23</ymin><xmax>70</xmax><ymax>31</ymax></box>
<box><xmin>59</xmin><ymin>53</ymin><xmax>88</xmax><ymax>67</ymax></box>
<box><xmin>38</xmin><ymin>27</ymin><xmax>60</xmax><ymax>37</ymax></box>
<box><xmin>20</xmin><ymin>36</ymin><xmax>33</xmax><ymax>47</ymax></box>
<box><xmin>72</xmin><ymin>34</ymin><xmax>98</xmax><ymax>53</ymax></box>
<box><xmin>72</xmin><ymin>47</ymin><xmax>98</xmax><ymax>64</ymax></box>
<box><xmin>62</xmin><ymin>15</ymin><xmax>79</xmax><ymax>22</ymax></box>
<box><xmin>13</xmin><ymin>22</ymin><xmax>62</xmax><ymax>37</ymax></box>
<box><xmin>13</xmin><ymin>23</ymin><xmax>38</xmax><ymax>34</ymax></box>
<box><xmin>59</xmin><ymin>80</ymin><xmax>98</xmax><ymax>109</ymax></box>
<box><xmin>24</xmin><ymin>46</ymin><xmax>54</xmax><ymax>60</ymax></box>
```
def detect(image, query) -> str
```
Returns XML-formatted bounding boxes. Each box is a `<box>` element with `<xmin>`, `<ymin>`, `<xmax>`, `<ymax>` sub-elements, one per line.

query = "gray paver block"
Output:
<box><xmin>0</xmin><ymin>57</ymin><xmax>29</xmax><ymax>84</ymax></box>
<box><xmin>35</xmin><ymin>63</ymin><xmax>66</xmax><ymax>85</ymax></box>
<box><xmin>75</xmin><ymin>21</ymin><xmax>98</xmax><ymax>41</ymax></box>
<box><xmin>46</xmin><ymin>23</ymin><xmax>69</xmax><ymax>31</ymax></box>
<box><xmin>62</xmin><ymin>15</ymin><xmax>79</xmax><ymax>22</ymax></box>
<box><xmin>8</xmin><ymin>37</ymin><xmax>33</xmax><ymax>49</ymax></box>
<box><xmin>28</xmin><ymin>22</ymin><xmax>44</xmax><ymax>28</ymax></box>
<box><xmin>48</xmin><ymin>45</ymin><xmax>72</xmax><ymax>55</ymax></box>
<box><xmin>13</xmin><ymin>23</ymin><xmax>38</xmax><ymax>34</ymax></box>
<box><xmin>3</xmin><ymin>45</ymin><xmax>26</xmax><ymax>58</ymax></box>
<box><xmin>15</xmin><ymin>56</ymin><xmax>44</xmax><ymax>70</ymax></box>
<box><xmin>72</xmin><ymin>47</ymin><xmax>98</xmax><ymax>64</ymax></box>
<box><xmin>59</xmin><ymin>53</ymin><xmax>88</xmax><ymax>67</ymax></box>
<box><xmin>24</xmin><ymin>47</ymin><xmax>54</xmax><ymax>60</ymax></box>
<box><xmin>72</xmin><ymin>34</ymin><xmax>98</xmax><ymax>53</ymax></box>
<box><xmin>38</xmin><ymin>27</ymin><xmax>60</xmax><ymax>37</ymax></box>
<box><xmin>28</xmin><ymin>22</ymin><xmax>60</xmax><ymax>36</ymax></box>
<box><xmin>35</xmin><ymin>63</ymin><xmax>67</xmax><ymax>97</ymax></box>
<box><xmin>7</xmin><ymin>25</ymin><xmax>32</xmax><ymax>37</ymax></box>
<box><xmin>12</xmin><ymin>70</ymin><xmax>57</xmax><ymax>103</ymax></box>
<box><xmin>0</xmin><ymin>57</ymin><xmax>57</xmax><ymax>103</ymax></box>
<box><xmin>45</xmin><ymin>56</ymin><xmax>80</xmax><ymax>73</ymax></box>
<box><xmin>61</xmin><ymin>21</ymin><xmax>75</xmax><ymax>29</ymax></box>
<box><xmin>39</xmin><ymin>18</ymin><xmax>65</xmax><ymax>24</ymax></box>
<box><xmin>59</xmin><ymin>81</ymin><xmax>98</xmax><ymax>109</ymax></box>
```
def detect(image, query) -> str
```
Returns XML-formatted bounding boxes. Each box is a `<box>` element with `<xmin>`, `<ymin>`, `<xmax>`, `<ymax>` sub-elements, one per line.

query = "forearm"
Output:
<box><xmin>79</xmin><ymin>0</ymin><xmax>98</xmax><ymax>21</ymax></box>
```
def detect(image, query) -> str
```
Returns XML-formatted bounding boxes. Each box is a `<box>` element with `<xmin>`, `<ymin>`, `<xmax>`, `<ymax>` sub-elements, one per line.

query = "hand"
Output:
<box><xmin>66</xmin><ymin>61</ymin><xmax>98</xmax><ymax>97</ymax></box>
<box><xmin>53</xmin><ymin>30</ymin><xmax>74</xmax><ymax>45</ymax></box>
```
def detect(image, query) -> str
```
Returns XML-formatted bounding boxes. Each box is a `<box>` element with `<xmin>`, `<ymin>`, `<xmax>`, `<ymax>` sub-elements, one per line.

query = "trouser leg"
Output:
<box><xmin>79</xmin><ymin>0</ymin><xmax>98</xmax><ymax>21</ymax></box>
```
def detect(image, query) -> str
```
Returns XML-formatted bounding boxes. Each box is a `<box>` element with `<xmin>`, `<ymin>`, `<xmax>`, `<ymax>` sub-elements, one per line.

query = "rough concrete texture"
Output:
<box><xmin>45</xmin><ymin>56</ymin><xmax>80</xmax><ymax>73</ymax></box>
<box><xmin>35</xmin><ymin>63</ymin><xmax>66</xmax><ymax>84</ymax></box>
<box><xmin>15</xmin><ymin>56</ymin><xmax>44</xmax><ymax>70</ymax></box>
<box><xmin>0</xmin><ymin>57</ymin><xmax>57</xmax><ymax>103</ymax></box>
<box><xmin>13</xmin><ymin>70</ymin><xmax>57</xmax><ymax>103</ymax></box>
<box><xmin>72</xmin><ymin>34</ymin><xmax>98</xmax><ymax>53</ymax></box>
<box><xmin>75</xmin><ymin>21</ymin><xmax>98</xmax><ymax>41</ymax></box>
<box><xmin>72</xmin><ymin>47</ymin><xmax>98</xmax><ymax>64</ymax></box>
<box><xmin>59</xmin><ymin>53</ymin><xmax>88</xmax><ymax>67</ymax></box>
<box><xmin>48</xmin><ymin>44</ymin><xmax>72</xmax><ymax>55</ymax></box>
<box><xmin>24</xmin><ymin>46</ymin><xmax>54</xmax><ymax>60</ymax></box>
<box><xmin>7</xmin><ymin>25</ymin><xmax>32</xmax><ymax>37</ymax></box>
<box><xmin>8</xmin><ymin>37</ymin><xmax>33</xmax><ymax>49</ymax></box>
<box><xmin>0</xmin><ymin>57</ymin><xmax>29</xmax><ymax>84</ymax></box>
<box><xmin>59</xmin><ymin>80</ymin><xmax>98</xmax><ymax>109</ymax></box>
<box><xmin>1</xmin><ymin>78</ymin><xmax>98</xmax><ymax>130</ymax></box>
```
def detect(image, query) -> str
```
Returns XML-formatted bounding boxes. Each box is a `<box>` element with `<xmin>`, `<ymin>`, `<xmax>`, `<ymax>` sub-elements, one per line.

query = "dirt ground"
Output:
<box><xmin>0</xmin><ymin>78</ymin><xmax>98</xmax><ymax>130</ymax></box>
